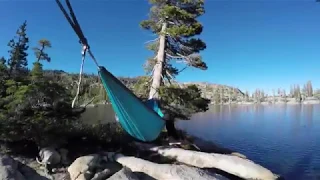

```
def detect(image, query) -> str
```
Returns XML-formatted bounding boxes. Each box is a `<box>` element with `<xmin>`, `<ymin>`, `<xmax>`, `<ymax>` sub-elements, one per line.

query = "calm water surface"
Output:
<box><xmin>177</xmin><ymin>104</ymin><xmax>320</xmax><ymax>180</ymax></box>
<box><xmin>81</xmin><ymin>104</ymin><xmax>320</xmax><ymax>180</ymax></box>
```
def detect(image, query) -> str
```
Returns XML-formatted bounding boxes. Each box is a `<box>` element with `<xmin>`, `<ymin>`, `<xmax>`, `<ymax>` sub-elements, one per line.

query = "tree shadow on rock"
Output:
<box><xmin>18</xmin><ymin>161</ymin><xmax>50</xmax><ymax>180</ymax></box>
<box><xmin>0</xmin><ymin>140</ymin><xmax>38</xmax><ymax>158</ymax></box>
<box><xmin>135</xmin><ymin>172</ymin><xmax>156</xmax><ymax>180</ymax></box>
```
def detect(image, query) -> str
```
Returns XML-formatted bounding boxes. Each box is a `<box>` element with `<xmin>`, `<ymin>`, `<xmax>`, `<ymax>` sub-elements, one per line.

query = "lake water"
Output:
<box><xmin>81</xmin><ymin>104</ymin><xmax>320</xmax><ymax>180</ymax></box>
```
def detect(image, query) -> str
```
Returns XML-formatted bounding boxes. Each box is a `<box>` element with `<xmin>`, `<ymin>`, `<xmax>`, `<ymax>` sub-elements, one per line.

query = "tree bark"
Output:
<box><xmin>148</xmin><ymin>22</ymin><xmax>167</xmax><ymax>100</ymax></box>
<box><xmin>148</xmin><ymin>22</ymin><xmax>181</xmax><ymax>140</ymax></box>
<box><xmin>165</xmin><ymin>119</ymin><xmax>179</xmax><ymax>140</ymax></box>
<box><xmin>162</xmin><ymin>109</ymin><xmax>179</xmax><ymax>140</ymax></box>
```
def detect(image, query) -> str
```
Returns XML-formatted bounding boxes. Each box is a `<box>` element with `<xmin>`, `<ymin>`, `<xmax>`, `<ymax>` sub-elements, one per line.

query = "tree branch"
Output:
<box><xmin>144</xmin><ymin>37</ymin><xmax>159</xmax><ymax>44</ymax></box>
<box><xmin>178</xmin><ymin>65</ymin><xmax>188</xmax><ymax>73</ymax></box>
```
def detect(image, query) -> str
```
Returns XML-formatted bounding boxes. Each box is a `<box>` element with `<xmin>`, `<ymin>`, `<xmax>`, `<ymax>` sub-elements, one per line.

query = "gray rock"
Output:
<box><xmin>68</xmin><ymin>154</ymin><xmax>100</xmax><ymax>180</ymax></box>
<box><xmin>37</xmin><ymin>147</ymin><xmax>61</xmax><ymax>166</ymax></box>
<box><xmin>107</xmin><ymin>168</ymin><xmax>139</xmax><ymax>180</ymax></box>
<box><xmin>67</xmin><ymin>154</ymin><xmax>121</xmax><ymax>180</ymax></box>
<box><xmin>0</xmin><ymin>154</ymin><xmax>25</xmax><ymax>180</ymax></box>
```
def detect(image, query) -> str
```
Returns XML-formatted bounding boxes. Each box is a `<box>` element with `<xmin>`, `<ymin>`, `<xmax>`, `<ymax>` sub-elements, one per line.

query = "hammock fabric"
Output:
<box><xmin>98</xmin><ymin>66</ymin><xmax>165</xmax><ymax>142</ymax></box>
<box><xmin>55</xmin><ymin>0</ymin><xmax>165</xmax><ymax>142</ymax></box>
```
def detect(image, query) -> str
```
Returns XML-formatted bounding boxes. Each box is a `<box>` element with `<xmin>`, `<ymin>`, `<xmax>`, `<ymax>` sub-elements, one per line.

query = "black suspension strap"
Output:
<box><xmin>55</xmin><ymin>0</ymin><xmax>99</xmax><ymax>68</ymax></box>
<box><xmin>55</xmin><ymin>0</ymin><xmax>100</xmax><ymax>107</ymax></box>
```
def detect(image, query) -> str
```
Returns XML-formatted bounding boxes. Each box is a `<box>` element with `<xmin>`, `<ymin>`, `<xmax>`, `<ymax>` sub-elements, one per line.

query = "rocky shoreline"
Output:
<box><xmin>212</xmin><ymin>97</ymin><xmax>320</xmax><ymax>105</ymax></box>
<box><xmin>0</xmin><ymin>134</ymin><xmax>281</xmax><ymax>180</ymax></box>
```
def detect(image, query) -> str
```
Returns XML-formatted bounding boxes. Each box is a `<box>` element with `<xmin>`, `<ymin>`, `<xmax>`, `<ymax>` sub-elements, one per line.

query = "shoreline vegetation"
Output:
<box><xmin>0</xmin><ymin>0</ymin><xmax>315</xmax><ymax>179</ymax></box>
<box><xmin>77</xmin><ymin>78</ymin><xmax>320</xmax><ymax>107</ymax></box>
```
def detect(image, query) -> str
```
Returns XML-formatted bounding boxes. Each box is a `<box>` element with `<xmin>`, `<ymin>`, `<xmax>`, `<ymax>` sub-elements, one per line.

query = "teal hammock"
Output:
<box><xmin>98</xmin><ymin>66</ymin><xmax>165</xmax><ymax>142</ymax></box>
<box><xmin>55</xmin><ymin>0</ymin><xmax>165</xmax><ymax>142</ymax></box>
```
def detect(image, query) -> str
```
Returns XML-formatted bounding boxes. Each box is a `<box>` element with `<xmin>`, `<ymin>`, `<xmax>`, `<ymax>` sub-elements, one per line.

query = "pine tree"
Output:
<box><xmin>260</xmin><ymin>90</ymin><xmax>265</xmax><ymax>102</ymax></box>
<box><xmin>141</xmin><ymin>0</ymin><xmax>207</xmax><ymax>99</ymax></box>
<box><xmin>0</xmin><ymin>57</ymin><xmax>8</xmax><ymax>110</ymax></box>
<box><xmin>283</xmin><ymin>89</ymin><xmax>287</xmax><ymax>102</ymax></box>
<box><xmin>0</xmin><ymin>57</ymin><xmax>7</xmax><ymax>91</ymax></box>
<box><xmin>245</xmin><ymin>90</ymin><xmax>249</xmax><ymax>102</ymax></box>
<box><xmin>220</xmin><ymin>87</ymin><xmax>224</xmax><ymax>104</ymax></box>
<box><xmin>140</xmin><ymin>0</ymin><xmax>210</xmax><ymax>125</ymax></box>
<box><xmin>31</xmin><ymin>39</ymin><xmax>52</xmax><ymax>81</ymax></box>
<box><xmin>228</xmin><ymin>88</ymin><xmax>232</xmax><ymax>104</ymax></box>
<box><xmin>254</xmin><ymin>89</ymin><xmax>260</xmax><ymax>103</ymax></box>
<box><xmin>7</xmin><ymin>21</ymin><xmax>29</xmax><ymax>79</ymax></box>
<box><xmin>294</xmin><ymin>85</ymin><xmax>302</xmax><ymax>102</ymax></box>
<box><xmin>306</xmin><ymin>81</ymin><xmax>313</xmax><ymax>97</ymax></box>
<box><xmin>277</xmin><ymin>88</ymin><xmax>281</xmax><ymax>97</ymax></box>
<box><xmin>233</xmin><ymin>88</ymin><xmax>238</xmax><ymax>101</ymax></box>
<box><xmin>2</xmin><ymin>22</ymin><xmax>30</xmax><ymax>114</ymax></box>
<box><xmin>213</xmin><ymin>87</ymin><xmax>220</xmax><ymax>104</ymax></box>
<box><xmin>290</xmin><ymin>85</ymin><xmax>294</xmax><ymax>97</ymax></box>
<box><xmin>272</xmin><ymin>89</ymin><xmax>275</xmax><ymax>103</ymax></box>
<box><xmin>302</xmin><ymin>84</ymin><xmax>307</xmax><ymax>97</ymax></box>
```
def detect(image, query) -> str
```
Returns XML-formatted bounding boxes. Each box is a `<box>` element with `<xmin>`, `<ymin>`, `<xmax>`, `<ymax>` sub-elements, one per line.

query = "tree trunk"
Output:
<box><xmin>148</xmin><ymin>22</ymin><xmax>180</xmax><ymax>140</ymax></box>
<box><xmin>162</xmin><ymin>110</ymin><xmax>179</xmax><ymax>140</ymax></box>
<box><xmin>165</xmin><ymin>119</ymin><xmax>179</xmax><ymax>140</ymax></box>
<box><xmin>148</xmin><ymin>22</ymin><xmax>167</xmax><ymax>100</ymax></box>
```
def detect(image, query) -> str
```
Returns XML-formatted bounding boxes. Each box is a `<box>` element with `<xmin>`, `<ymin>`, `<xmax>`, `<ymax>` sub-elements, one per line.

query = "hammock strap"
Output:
<box><xmin>56</xmin><ymin>0</ymin><xmax>102</xmax><ymax>107</ymax></box>
<box><xmin>55</xmin><ymin>0</ymin><xmax>100</xmax><ymax>68</ymax></box>
<box><xmin>71</xmin><ymin>45</ymin><xmax>88</xmax><ymax>108</ymax></box>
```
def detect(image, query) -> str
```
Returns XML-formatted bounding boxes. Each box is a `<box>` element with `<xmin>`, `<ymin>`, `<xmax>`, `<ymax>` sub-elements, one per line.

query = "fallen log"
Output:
<box><xmin>109</xmin><ymin>153</ymin><xmax>229</xmax><ymax>180</ymax></box>
<box><xmin>134</xmin><ymin>142</ymin><xmax>279</xmax><ymax>180</ymax></box>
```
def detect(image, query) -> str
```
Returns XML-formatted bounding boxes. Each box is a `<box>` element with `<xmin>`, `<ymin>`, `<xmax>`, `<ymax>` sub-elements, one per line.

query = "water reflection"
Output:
<box><xmin>80</xmin><ymin>104</ymin><xmax>116</xmax><ymax>124</ymax></box>
<box><xmin>176</xmin><ymin>104</ymin><xmax>320</xmax><ymax>180</ymax></box>
<box><xmin>303</xmin><ymin>105</ymin><xmax>313</xmax><ymax>127</ymax></box>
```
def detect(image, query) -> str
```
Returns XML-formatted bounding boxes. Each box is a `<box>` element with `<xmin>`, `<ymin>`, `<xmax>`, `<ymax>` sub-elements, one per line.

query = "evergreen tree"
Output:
<box><xmin>306</xmin><ymin>81</ymin><xmax>313</xmax><ymax>97</ymax></box>
<box><xmin>294</xmin><ymin>85</ymin><xmax>302</xmax><ymax>102</ymax></box>
<box><xmin>140</xmin><ymin>0</ymin><xmax>210</xmax><ymax>122</ymax></box>
<box><xmin>7</xmin><ymin>21</ymin><xmax>29</xmax><ymax>79</ymax></box>
<box><xmin>228</xmin><ymin>88</ymin><xmax>232</xmax><ymax>103</ymax></box>
<box><xmin>31</xmin><ymin>39</ymin><xmax>52</xmax><ymax>81</ymax></box>
<box><xmin>141</xmin><ymin>0</ymin><xmax>207</xmax><ymax>99</ymax></box>
<box><xmin>260</xmin><ymin>90</ymin><xmax>265</xmax><ymax>102</ymax></box>
<box><xmin>290</xmin><ymin>85</ymin><xmax>294</xmax><ymax>97</ymax></box>
<box><xmin>220</xmin><ymin>87</ymin><xmax>224</xmax><ymax>104</ymax></box>
<box><xmin>0</xmin><ymin>57</ymin><xmax>8</xmax><ymax>115</ymax></box>
<box><xmin>272</xmin><ymin>89</ymin><xmax>275</xmax><ymax>103</ymax></box>
<box><xmin>233</xmin><ymin>88</ymin><xmax>238</xmax><ymax>101</ymax></box>
<box><xmin>2</xmin><ymin>22</ymin><xmax>30</xmax><ymax>114</ymax></box>
<box><xmin>213</xmin><ymin>87</ymin><xmax>220</xmax><ymax>104</ymax></box>
<box><xmin>245</xmin><ymin>90</ymin><xmax>249</xmax><ymax>102</ymax></box>
<box><xmin>302</xmin><ymin>84</ymin><xmax>307</xmax><ymax>97</ymax></box>
<box><xmin>283</xmin><ymin>89</ymin><xmax>287</xmax><ymax>102</ymax></box>
<box><xmin>0</xmin><ymin>57</ymin><xmax>7</xmax><ymax>97</ymax></box>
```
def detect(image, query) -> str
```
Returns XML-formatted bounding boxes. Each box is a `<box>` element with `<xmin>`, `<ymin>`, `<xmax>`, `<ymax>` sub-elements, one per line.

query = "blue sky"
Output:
<box><xmin>0</xmin><ymin>0</ymin><xmax>319</xmax><ymax>94</ymax></box>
